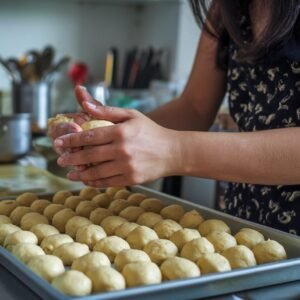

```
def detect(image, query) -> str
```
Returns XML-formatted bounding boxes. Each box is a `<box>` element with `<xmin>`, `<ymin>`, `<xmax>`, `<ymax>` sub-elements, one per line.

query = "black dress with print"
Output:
<box><xmin>223</xmin><ymin>18</ymin><xmax>300</xmax><ymax>235</ymax></box>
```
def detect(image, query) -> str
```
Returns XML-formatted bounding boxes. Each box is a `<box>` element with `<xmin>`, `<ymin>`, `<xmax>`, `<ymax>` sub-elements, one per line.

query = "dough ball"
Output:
<box><xmin>48</xmin><ymin>114</ymin><xmax>73</xmax><ymax>127</ymax></box>
<box><xmin>207</xmin><ymin>231</ymin><xmax>237</xmax><ymax>253</ymax></box>
<box><xmin>144</xmin><ymin>239</ymin><xmax>178</xmax><ymax>265</ymax></box>
<box><xmin>252</xmin><ymin>240</ymin><xmax>287</xmax><ymax>264</ymax></box>
<box><xmin>41</xmin><ymin>234</ymin><xmax>74</xmax><ymax>254</ymax></box>
<box><xmin>30</xmin><ymin>199</ymin><xmax>51</xmax><ymax>214</ymax></box>
<box><xmin>76</xmin><ymin>201</ymin><xmax>97</xmax><ymax>218</ymax></box>
<box><xmin>137</xmin><ymin>212</ymin><xmax>163</xmax><ymax>228</ymax></box>
<box><xmin>0</xmin><ymin>224</ymin><xmax>21</xmax><ymax>245</ymax></box>
<box><xmin>52</xmin><ymin>208</ymin><xmax>77</xmax><ymax>233</ymax></box>
<box><xmin>160</xmin><ymin>257</ymin><xmax>200</xmax><ymax>280</ymax></box>
<box><xmin>115</xmin><ymin>222</ymin><xmax>139</xmax><ymax>239</ymax></box>
<box><xmin>52</xmin><ymin>190</ymin><xmax>73</xmax><ymax>205</ymax></box>
<box><xmin>181</xmin><ymin>237</ymin><xmax>215</xmax><ymax>262</ymax></box>
<box><xmin>197</xmin><ymin>253</ymin><xmax>231</xmax><ymax>274</ymax></box>
<box><xmin>81</xmin><ymin>120</ymin><xmax>114</xmax><ymax>131</ymax></box>
<box><xmin>28</xmin><ymin>255</ymin><xmax>64</xmax><ymax>282</ymax></box>
<box><xmin>93</xmin><ymin>236</ymin><xmax>130</xmax><ymax>262</ymax></box>
<box><xmin>0</xmin><ymin>200</ymin><xmax>18</xmax><ymax>216</ymax></box>
<box><xmin>52</xmin><ymin>270</ymin><xmax>92</xmax><ymax>296</ymax></box>
<box><xmin>30</xmin><ymin>224</ymin><xmax>59</xmax><ymax>244</ymax></box>
<box><xmin>16</xmin><ymin>193</ymin><xmax>38</xmax><ymax>206</ymax></box>
<box><xmin>91</xmin><ymin>193</ymin><xmax>112</xmax><ymax>208</ymax></box>
<box><xmin>4</xmin><ymin>230</ymin><xmax>38</xmax><ymax>251</ymax></box>
<box><xmin>140</xmin><ymin>198</ymin><xmax>164</xmax><ymax>213</ymax></box>
<box><xmin>108</xmin><ymin>199</ymin><xmax>130</xmax><ymax>215</ymax></box>
<box><xmin>180</xmin><ymin>210</ymin><xmax>204</xmax><ymax>228</ymax></box>
<box><xmin>127</xmin><ymin>226</ymin><xmax>158</xmax><ymax>249</ymax></box>
<box><xmin>127</xmin><ymin>193</ymin><xmax>147</xmax><ymax>206</ymax></box>
<box><xmin>90</xmin><ymin>208</ymin><xmax>113</xmax><ymax>225</ymax></box>
<box><xmin>10</xmin><ymin>207</ymin><xmax>33</xmax><ymax>225</ymax></box>
<box><xmin>43</xmin><ymin>204</ymin><xmax>64</xmax><ymax>220</ymax></box>
<box><xmin>222</xmin><ymin>245</ymin><xmax>257</xmax><ymax>269</ymax></box>
<box><xmin>119</xmin><ymin>206</ymin><xmax>144</xmax><ymax>222</ymax></box>
<box><xmin>76</xmin><ymin>224</ymin><xmax>107</xmax><ymax>249</ymax></box>
<box><xmin>198</xmin><ymin>219</ymin><xmax>231</xmax><ymax>236</ymax></box>
<box><xmin>170</xmin><ymin>228</ymin><xmax>201</xmax><ymax>250</ymax></box>
<box><xmin>53</xmin><ymin>242</ymin><xmax>90</xmax><ymax>266</ymax></box>
<box><xmin>79</xmin><ymin>187</ymin><xmax>99</xmax><ymax>200</ymax></box>
<box><xmin>114</xmin><ymin>249</ymin><xmax>151</xmax><ymax>271</ymax></box>
<box><xmin>160</xmin><ymin>204</ymin><xmax>185</xmax><ymax>222</ymax></box>
<box><xmin>100</xmin><ymin>216</ymin><xmax>127</xmax><ymax>236</ymax></box>
<box><xmin>113</xmin><ymin>189</ymin><xmax>132</xmax><ymax>200</ymax></box>
<box><xmin>235</xmin><ymin>228</ymin><xmax>265</xmax><ymax>249</ymax></box>
<box><xmin>64</xmin><ymin>196</ymin><xmax>84</xmax><ymax>210</ymax></box>
<box><xmin>154</xmin><ymin>219</ymin><xmax>182</xmax><ymax>239</ymax></box>
<box><xmin>65</xmin><ymin>216</ymin><xmax>92</xmax><ymax>238</ymax></box>
<box><xmin>72</xmin><ymin>252</ymin><xmax>111</xmax><ymax>274</ymax></box>
<box><xmin>12</xmin><ymin>243</ymin><xmax>45</xmax><ymax>264</ymax></box>
<box><xmin>86</xmin><ymin>266</ymin><xmax>125</xmax><ymax>292</ymax></box>
<box><xmin>122</xmin><ymin>262</ymin><xmax>162</xmax><ymax>287</ymax></box>
<box><xmin>20</xmin><ymin>212</ymin><xmax>49</xmax><ymax>230</ymax></box>
<box><xmin>0</xmin><ymin>215</ymin><xmax>12</xmax><ymax>225</ymax></box>
<box><xmin>105</xmin><ymin>187</ymin><xmax>125</xmax><ymax>197</ymax></box>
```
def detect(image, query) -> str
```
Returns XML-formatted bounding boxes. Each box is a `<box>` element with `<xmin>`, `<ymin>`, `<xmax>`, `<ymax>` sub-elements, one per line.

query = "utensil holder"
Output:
<box><xmin>12</xmin><ymin>82</ymin><xmax>51</xmax><ymax>133</ymax></box>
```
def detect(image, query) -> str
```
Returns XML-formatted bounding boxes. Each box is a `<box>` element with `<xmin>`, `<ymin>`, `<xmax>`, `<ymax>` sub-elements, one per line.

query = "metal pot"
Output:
<box><xmin>0</xmin><ymin>114</ymin><xmax>31</xmax><ymax>162</ymax></box>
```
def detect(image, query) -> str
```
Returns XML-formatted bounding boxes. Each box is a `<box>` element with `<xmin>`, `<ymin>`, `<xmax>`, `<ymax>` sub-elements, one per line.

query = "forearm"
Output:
<box><xmin>147</xmin><ymin>97</ymin><xmax>216</xmax><ymax>131</ymax></box>
<box><xmin>173</xmin><ymin>128</ymin><xmax>300</xmax><ymax>185</ymax></box>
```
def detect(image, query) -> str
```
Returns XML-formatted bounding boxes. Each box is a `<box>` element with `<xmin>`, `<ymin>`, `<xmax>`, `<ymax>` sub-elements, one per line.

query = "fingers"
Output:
<box><xmin>75</xmin><ymin>85</ymin><xmax>102</xmax><ymax>109</ymax></box>
<box><xmin>67</xmin><ymin>160</ymin><xmax>123</xmax><ymax>182</ymax></box>
<box><xmin>57</xmin><ymin>144</ymin><xmax>117</xmax><ymax>166</ymax></box>
<box><xmin>54</xmin><ymin>124</ymin><xmax>121</xmax><ymax>149</ymax></box>
<box><xmin>82</xmin><ymin>102</ymin><xmax>136</xmax><ymax>123</ymax></box>
<box><xmin>65</xmin><ymin>112</ymin><xmax>91</xmax><ymax>125</ymax></box>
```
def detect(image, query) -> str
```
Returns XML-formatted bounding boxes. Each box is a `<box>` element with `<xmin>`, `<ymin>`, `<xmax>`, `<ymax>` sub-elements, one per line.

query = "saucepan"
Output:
<box><xmin>0</xmin><ymin>113</ymin><xmax>31</xmax><ymax>162</ymax></box>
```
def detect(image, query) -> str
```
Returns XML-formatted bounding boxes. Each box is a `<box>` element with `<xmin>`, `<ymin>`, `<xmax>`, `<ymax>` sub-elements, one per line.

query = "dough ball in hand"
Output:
<box><xmin>72</xmin><ymin>252</ymin><xmax>111</xmax><ymax>274</ymax></box>
<box><xmin>160</xmin><ymin>257</ymin><xmax>200</xmax><ymax>280</ymax></box>
<box><xmin>222</xmin><ymin>245</ymin><xmax>257</xmax><ymax>269</ymax></box>
<box><xmin>51</xmin><ymin>270</ymin><xmax>92</xmax><ymax>296</ymax></box>
<box><xmin>28</xmin><ymin>255</ymin><xmax>65</xmax><ymax>282</ymax></box>
<box><xmin>252</xmin><ymin>240</ymin><xmax>287</xmax><ymax>264</ymax></box>
<box><xmin>12</xmin><ymin>243</ymin><xmax>45</xmax><ymax>264</ymax></box>
<box><xmin>114</xmin><ymin>249</ymin><xmax>151</xmax><ymax>271</ymax></box>
<box><xmin>197</xmin><ymin>253</ymin><xmax>231</xmax><ymax>274</ymax></box>
<box><xmin>122</xmin><ymin>262</ymin><xmax>162</xmax><ymax>287</ymax></box>
<box><xmin>86</xmin><ymin>266</ymin><xmax>125</xmax><ymax>293</ymax></box>
<box><xmin>81</xmin><ymin>120</ymin><xmax>114</xmax><ymax>131</ymax></box>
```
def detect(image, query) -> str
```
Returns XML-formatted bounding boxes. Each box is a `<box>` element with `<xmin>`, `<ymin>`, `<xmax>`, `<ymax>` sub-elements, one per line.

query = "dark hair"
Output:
<box><xmin>190</xmin><ymin>0</ymin><xmax>300</xmax><ymax>67</ymax></box>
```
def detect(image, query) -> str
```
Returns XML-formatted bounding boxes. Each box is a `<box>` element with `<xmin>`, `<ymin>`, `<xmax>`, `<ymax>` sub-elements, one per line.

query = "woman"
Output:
<box><xmin>49</xmin><ymin>0</ymin><xmax>300</xmax><ymax>235</ymax></box>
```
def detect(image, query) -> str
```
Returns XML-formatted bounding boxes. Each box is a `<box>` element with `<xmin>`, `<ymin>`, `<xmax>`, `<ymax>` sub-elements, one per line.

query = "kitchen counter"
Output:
<box><xmin>0</xmin><ymin>264</ymin><xmax>299</xmax><ymax>300</ymax></box>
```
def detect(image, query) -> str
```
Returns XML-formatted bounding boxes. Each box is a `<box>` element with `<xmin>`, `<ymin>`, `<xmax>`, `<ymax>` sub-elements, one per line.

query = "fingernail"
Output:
<box><xmin>79</xmin><ymin>85</ymin><xmax>87</xmax><ymax>91</ymax></box>
<box><xmin>85</xmin><ymin>102</ymin><xmax>97</xmax><ymax>109</ymax></box>
<box><xmin>54</xmin><ymin>139</ymin><xmax>63</xmax><ymax>147</ymax></box>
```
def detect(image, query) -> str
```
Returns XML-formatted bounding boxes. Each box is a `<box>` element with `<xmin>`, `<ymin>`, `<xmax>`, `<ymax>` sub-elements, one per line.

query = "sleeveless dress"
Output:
<box><xmin>223</xmin><ymin>17</ymin><xmax>300</xmax><ymax>235</ymax></box>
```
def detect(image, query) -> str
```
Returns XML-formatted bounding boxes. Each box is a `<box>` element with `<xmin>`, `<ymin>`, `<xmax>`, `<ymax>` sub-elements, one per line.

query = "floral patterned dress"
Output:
<box><xmin>223</xmin><ymin>18</ymin><xmax>300</xmax><ymax>235</ymax></box>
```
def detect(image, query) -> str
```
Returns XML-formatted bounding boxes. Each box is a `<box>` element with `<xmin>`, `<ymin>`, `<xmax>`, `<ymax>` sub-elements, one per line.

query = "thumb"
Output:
<box><xmin>82</xmin><ymin>101</ymin><xmax>135</xmax><ymax>123</ymax></box>
<box><xmin>75</xmin><ymin>85</ymin><xmax>102</xmax><ymax>109</ymax></box>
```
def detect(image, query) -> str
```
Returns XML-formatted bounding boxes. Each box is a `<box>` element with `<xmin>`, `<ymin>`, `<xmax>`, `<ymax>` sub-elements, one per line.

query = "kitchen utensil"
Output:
<box><xmin>43</xmin><ymin>56</ymin><xmax>70</xmax><ymax>82</ymax></box>
<box><xmin>39</xmin><ymin>46</ymin><xmax>55</xmax><ymax>77</ymax></box>
<box><xmin>0</xmin><ymin>113</ymin><xmax>31</xmax><ymax>162</ymax></box>
<box><xmin>12</xmin><ymin>82</ymin><xmax>51</xmax><ymax>133</ymax></box>
<box><xmin>0</xmin><ymin>58</ymin><xmax>16</xmax><ymax>83</ymax></box>
<box><xmin>6</xmin><ymin>58</ymin><xmax>22</xmax><ymax>83</ymax></box>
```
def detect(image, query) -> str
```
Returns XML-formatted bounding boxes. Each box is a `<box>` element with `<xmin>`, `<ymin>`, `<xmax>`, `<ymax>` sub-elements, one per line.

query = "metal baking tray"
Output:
<box><xmin>0</xmin><ymin>185</ymin><xmax>300</xmax><ymax>300</ymax></box>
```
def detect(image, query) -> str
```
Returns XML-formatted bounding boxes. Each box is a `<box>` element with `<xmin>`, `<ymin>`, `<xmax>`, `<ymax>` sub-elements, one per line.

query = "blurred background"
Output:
<box><xmin>0</xmin><ymin>0</ymin><xmax>231</xmax><ymax>209</ymax></box>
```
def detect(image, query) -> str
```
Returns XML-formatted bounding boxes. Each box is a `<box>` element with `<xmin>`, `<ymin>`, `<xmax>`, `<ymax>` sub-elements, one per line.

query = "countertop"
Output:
<box><xmin>1</xmin><ymin>264</ymin><xmax>300</xmax><ymax>300</ymax></box>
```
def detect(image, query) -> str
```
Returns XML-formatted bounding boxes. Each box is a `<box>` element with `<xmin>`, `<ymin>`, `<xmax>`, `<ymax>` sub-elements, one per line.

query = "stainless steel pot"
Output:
<box><xmin>0</xmin><ymin>114</ymin><xmax>31</xmax><ymax>162</ymax></box>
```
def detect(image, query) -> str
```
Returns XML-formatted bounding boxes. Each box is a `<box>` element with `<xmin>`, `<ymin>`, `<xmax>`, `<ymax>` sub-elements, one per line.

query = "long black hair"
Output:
<box><xmin>190</xmin><ymin>0</ymin><xmax>300</xmax><ymax>67</ymax></box>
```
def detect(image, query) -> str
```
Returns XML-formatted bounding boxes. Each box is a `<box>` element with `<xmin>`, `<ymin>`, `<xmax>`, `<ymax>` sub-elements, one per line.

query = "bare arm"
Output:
<box><xmin>148</xmin><ymin>31</ymin><xmax>227</xmax><ymax>131</ymax></box>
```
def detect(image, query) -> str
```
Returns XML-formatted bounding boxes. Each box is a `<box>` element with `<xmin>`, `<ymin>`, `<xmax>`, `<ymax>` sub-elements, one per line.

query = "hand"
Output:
<box><xmin>54</xmin><ymin>102</ymin><xmax>180</xmax><ymax>187</ymax></box>
<box><xmin>48</xmin><ymin>86</ymin><xmax>102</xmax><ymax>154</ymax></box>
